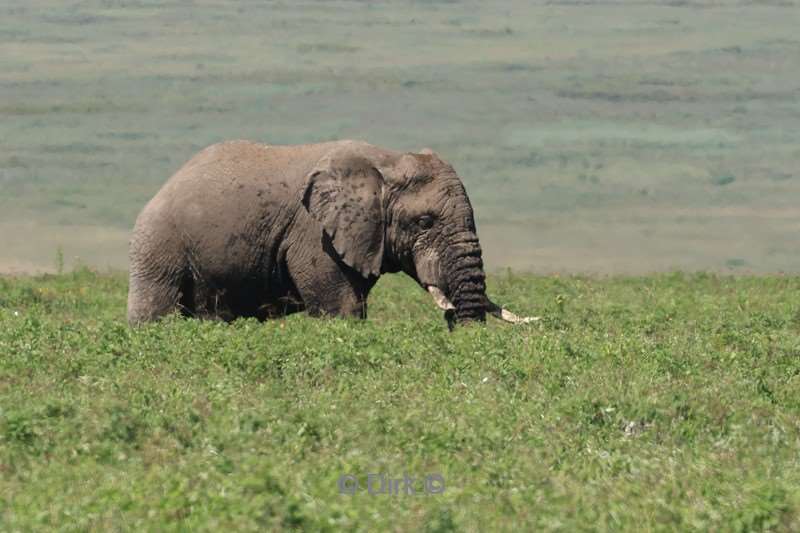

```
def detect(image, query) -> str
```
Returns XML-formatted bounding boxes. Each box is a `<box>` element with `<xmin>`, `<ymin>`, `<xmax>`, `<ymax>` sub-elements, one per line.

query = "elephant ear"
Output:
<box><xmin>302</xmin><ymin>155</ymin><xmax>385</xmax><ymax>278</ymax></box>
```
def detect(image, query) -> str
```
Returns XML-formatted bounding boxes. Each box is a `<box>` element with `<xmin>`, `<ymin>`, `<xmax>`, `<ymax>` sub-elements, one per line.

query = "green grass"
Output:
<box><xmin>1</xmin><ymin>270</ymin><xmax>799</xmax><ymax>530</ymax></box>
<box><xmin>2</xmin><ymin>1</ymin><xmax>800</xmax><ymax>273</ymax></box>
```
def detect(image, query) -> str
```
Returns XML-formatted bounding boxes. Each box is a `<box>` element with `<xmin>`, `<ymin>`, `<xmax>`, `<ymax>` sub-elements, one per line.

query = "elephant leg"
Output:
<box><xmin>285</xmin><ymin>239</ymin><xmax>372</xmax><ymax>319</ymax></box>
<box><xmin>128</xmin><ymin>201</ymin><xmax>192</xmax><ymax>325</ymax></box>
<box><xmin>127</xmin><ymin>271</ymin><xmax>184</xmax><ymax>325</ymax></box>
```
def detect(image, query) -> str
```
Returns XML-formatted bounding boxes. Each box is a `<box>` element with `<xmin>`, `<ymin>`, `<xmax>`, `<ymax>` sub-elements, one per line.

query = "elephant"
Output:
<box><xmin>127</xmin><ymin>139</ymin><xmax>536</xmax><ymax>328</ymax></box>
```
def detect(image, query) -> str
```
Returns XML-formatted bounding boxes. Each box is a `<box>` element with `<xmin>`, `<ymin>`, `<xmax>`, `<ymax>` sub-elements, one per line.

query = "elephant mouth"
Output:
<box><xmin>425</xmin><ymin>285</ymin><xmax>540</xmax><ymax>326</ymax></box>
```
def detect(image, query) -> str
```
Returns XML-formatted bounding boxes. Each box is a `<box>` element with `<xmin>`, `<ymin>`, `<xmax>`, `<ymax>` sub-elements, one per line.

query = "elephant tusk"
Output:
<box><xmin>485</xmin><ymin>297</ymin><xmax>540</xmax><ymax>324</ymax></box>
<box><xmin>429</xmin><ymin>289</ymin><xmax>539</xmax><ymax>324</ymax></box>
<box><xmin>427</xmin><ymin>286</ymin><xmax>455</xmax><ymax>311</ymax></box>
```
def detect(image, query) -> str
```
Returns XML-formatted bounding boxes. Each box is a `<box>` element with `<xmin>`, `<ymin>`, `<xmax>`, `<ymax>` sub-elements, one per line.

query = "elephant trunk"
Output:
<box><xmin>444</xmin><ymin>236</ymin><xmax>487</xmax><ymax>323</ymax></box>
<box><xmin>426</xmin><ymin>232</ymin><xmax>539</xmax><ymax>327</ymax></box>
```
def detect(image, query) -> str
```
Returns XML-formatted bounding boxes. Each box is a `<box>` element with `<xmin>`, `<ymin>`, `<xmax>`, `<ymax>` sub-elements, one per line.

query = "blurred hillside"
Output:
<box><xmin>1</xmin><ymin>0</ymin><xmax>798</xmax><ymax>273</ymax></box>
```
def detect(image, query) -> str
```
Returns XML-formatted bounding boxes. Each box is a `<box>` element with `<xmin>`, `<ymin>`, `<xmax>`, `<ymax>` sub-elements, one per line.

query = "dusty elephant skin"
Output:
<box><xmin>127</xmin><ymin>140</ymin><xmax>535</xmax><ymax>327</ymax></box>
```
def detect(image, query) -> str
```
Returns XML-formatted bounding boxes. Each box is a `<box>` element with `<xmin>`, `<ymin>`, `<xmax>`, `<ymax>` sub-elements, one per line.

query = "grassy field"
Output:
<box><xmin>1</xmin><ymin>0</ymin><xmax>799</xmax><ymax>273</ymax></box>
<box><xmin>2</xmin><ymin>2</ymin><xmax>799</xmax><ymax>530</ymax></box>
<box><xmin>1</xmin><ymin>270</ymin><xmax>799</xmax><ymax>530</ymax></box>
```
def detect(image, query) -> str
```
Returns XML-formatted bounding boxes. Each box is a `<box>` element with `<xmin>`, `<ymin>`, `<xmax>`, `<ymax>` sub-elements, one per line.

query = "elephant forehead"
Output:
<box><xmin>424</xmin><ymin>176</ymin><xmax>468</xmax><ymax>202</ymax></box>
<box><xmin>392</xmin><ymin>153</ymin><xmax>450</xmax><ymax>181</ymax></box>
<box><xmin>397</xmin><ymin>177</ymin><xmax>469</xmax><ymax>214</ymax></box>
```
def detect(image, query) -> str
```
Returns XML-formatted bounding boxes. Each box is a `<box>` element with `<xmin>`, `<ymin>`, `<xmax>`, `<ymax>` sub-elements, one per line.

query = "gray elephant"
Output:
<box><xmin>127</xmin><ymin>140</ymin><xmax>535</xmax><ymax>327</ymax></box>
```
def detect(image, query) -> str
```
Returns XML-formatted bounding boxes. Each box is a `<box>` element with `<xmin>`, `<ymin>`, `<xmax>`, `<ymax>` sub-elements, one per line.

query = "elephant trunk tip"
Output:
<box><xmin>449</xmin><ymin>271</ymin><xmax>487</xmax><ymax>324</ymax></box>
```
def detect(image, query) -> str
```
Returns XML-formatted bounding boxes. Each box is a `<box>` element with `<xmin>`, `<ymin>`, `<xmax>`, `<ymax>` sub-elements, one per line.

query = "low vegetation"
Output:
<box><xmin>1</xmin><ymin>270</ymin><xmax>798</xmax><ymax>530</ymax></box>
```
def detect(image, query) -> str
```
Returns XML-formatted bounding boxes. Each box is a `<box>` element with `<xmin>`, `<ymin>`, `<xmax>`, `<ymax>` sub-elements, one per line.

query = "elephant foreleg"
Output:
<box><xmin>285</xmin><ymin>238</ymin><xmax>372</xmax><ymax>319</ymax></box>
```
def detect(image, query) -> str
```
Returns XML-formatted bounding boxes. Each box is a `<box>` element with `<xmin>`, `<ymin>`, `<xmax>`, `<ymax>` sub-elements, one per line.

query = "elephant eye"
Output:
<box><xmin>418</xmin><ymin>215</ymin><xmax>434</xmax><ymax>230</ymax></box>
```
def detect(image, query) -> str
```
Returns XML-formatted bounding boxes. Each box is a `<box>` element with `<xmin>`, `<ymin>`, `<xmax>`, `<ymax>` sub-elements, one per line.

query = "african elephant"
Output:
<box><xmin>127</xmin><ymin>140</ymin><xmax>535</xmax><ymax>327</ymax></box>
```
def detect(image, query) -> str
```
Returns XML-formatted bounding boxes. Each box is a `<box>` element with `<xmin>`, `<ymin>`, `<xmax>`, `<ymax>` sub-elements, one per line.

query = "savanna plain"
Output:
<box><xmin>1</xmin><ymin>0</ymin><xmax>800</xmax><ymax>531</ymax></box>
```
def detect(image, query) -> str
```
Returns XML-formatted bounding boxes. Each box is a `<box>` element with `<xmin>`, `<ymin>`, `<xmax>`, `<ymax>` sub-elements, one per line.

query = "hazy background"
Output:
<box><xmin>1</xmin><ymin>0</ymin><xmax>798</xmax><ymax>274</ymax></box>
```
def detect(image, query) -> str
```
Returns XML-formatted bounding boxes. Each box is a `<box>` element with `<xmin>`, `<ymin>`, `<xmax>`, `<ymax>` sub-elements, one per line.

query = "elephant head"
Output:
<box><xmin>303</xmin><ymin>143</ymin><xmax>537</xmax><ymax>327</ymax></box>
